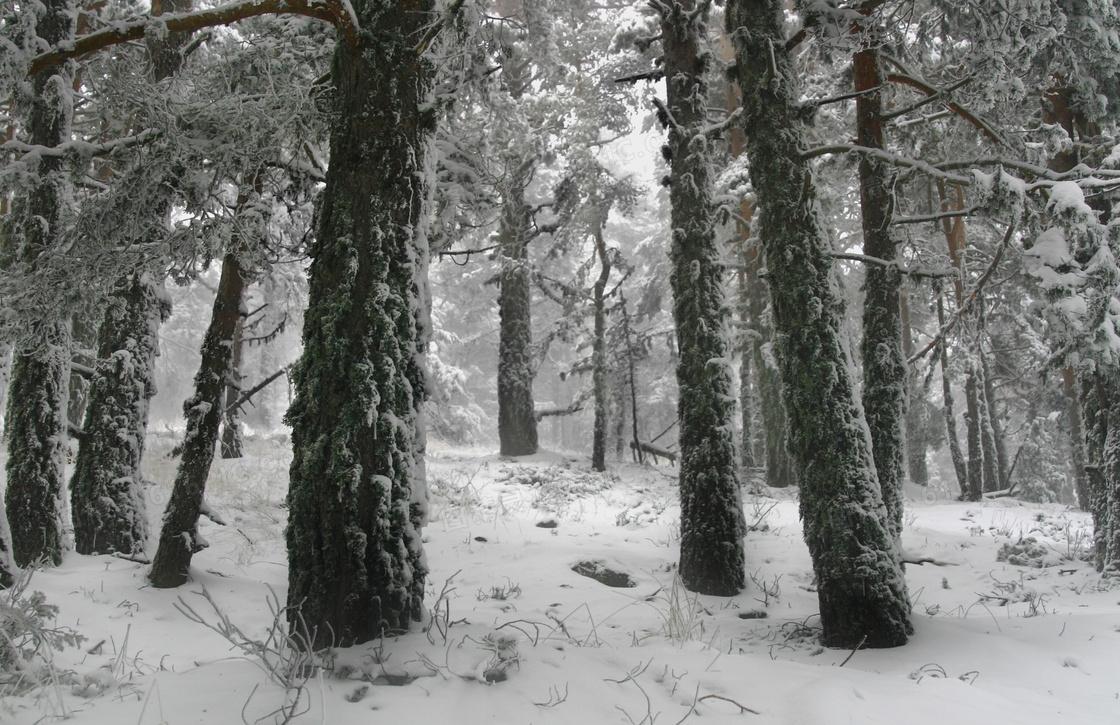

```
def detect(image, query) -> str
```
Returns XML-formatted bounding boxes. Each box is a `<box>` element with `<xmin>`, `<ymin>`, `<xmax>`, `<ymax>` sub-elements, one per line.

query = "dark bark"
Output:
<box><xmin>220</xmin><ymin>309</ymin><xmax>246</xmax><ymax>458</ymax></box>
<box><xmin>70</xmin><ymin>275</ymin><xmax>171</xmax><ymax>556</ymax></box>
<box><xmin>963</xmin><ymin>361</ymin><xmax>985</xmax><ymax>502</ymax></box>
<box><xmin>728</xmin><ymin>0</ymin><xmax>911</xmax><ymax>647</ymax></box>
<box><xmin>150</xmin><ymin>251</ymin><xmax>245</xmax><ymax>586</ymax></box>
<box><xmin>285</xmin><ymin>0</ymin><xmax>433</xmax><ymax>647</ymax></box>
<box><xmin>900</xmin><ymin>292</ymin><xmax>930</xmax><ymax>487</ymax></box>
<box><xmin>1064</xmin><ymin>366</ymin><xmax>1091</xmax><ymax>510</ymax></box>
<box><xmin>71</xmin><ymin>0</ymin><xmax>185</xmax><ymax>558</ymax></box>
<box><xmin>660</xmin><ymin>0</ymin><xmax>745</xmax><ymax>596</ymax></box>
<box><xmin>937</xmin><ymin>295</ymin><xmax>968</xmax><ymax>492</ymax></box>
<box><xmin>854</xmin><ymin>31</ymin><xmax>906</xmax><ymax>546</ymax></box>
<box><xmin>4</xmin><ymin>0</ymin><xmax>75</xmax><ymax>570</ymax></box>
<box><xmin>497</xmin><ymin>158</ymin><xmax>539</xmax><ymax>456</ymax></box>
<box><xmin>591</xmin><ymin>224</ymin><xmax>610</xmax><ymax>472</ymax></box>
<box><xmin>980</xmin><ymin>345</ymin><xmax>1009</xmax><ymax>488</ymax></box>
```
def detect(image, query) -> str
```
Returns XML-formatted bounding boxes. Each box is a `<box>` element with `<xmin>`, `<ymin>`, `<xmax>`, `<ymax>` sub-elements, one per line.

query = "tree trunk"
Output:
<box><xmin>70</xmin><ymin>274</ymin><xmax>171</xmax><ymax>555</ymax></box>
<box><xmin>854</xmin><ymin>30</ymin><xmax>906</xmax><ymax>547</ymax></box>
<box><xmin>220</xmin><ymin>308</ymin><xmax>246</xmax><ymax>458</ymax></box>
<box><xmin>285</xmin><ymin>0</ymin><xmax>434</xmax><ymax>647</ymax></box>
<box><xmin>937</xmin><ymin>294</ymin><xmax>969</xmax><ymax>493</ymax></box>
<box><xmin>497</xmin><ymin>157</ymin><xmax>538</xmax><ymax>457</ymax></box>
<box><xmin>3</xmin><ymin>0</ymin><xmax>75</xmax><ymax>570</ymax></box>
<box><xmin>900</xmin><ymin>292</ymin><xmax>930</xmax><ymax>487</ymax></box>
<box><xmin>591</xmin><ymin>224</ymin><xmax>610</xmax><ymax>472</ymax></box>
<box><xmin>149</xmin><ymin>251</ymin><xmax>246</xmax><ymax>586</ymax></box>
<box><xmin>1064</xmin><ymin>366</ymin><xmax>1091</xmax><ymax>510</ymax></box>
<box><xmin>71</xmin><ymin>0</ymin><xmax>189</xmax><ymax>558</ymax></box>
<box><xmin>728</xmin><ymin>0</ymin><xmax>911</xmax><ymax>647</ymax></box>
<box><xmin>963</xmin><ymin>359</ymin><xmax>985</xmax><ymax>501</ymax></box>
<box><xmin>660</xmin><ymin>0</ymin><xmax>745</xmax><ymax>596</ymax></box>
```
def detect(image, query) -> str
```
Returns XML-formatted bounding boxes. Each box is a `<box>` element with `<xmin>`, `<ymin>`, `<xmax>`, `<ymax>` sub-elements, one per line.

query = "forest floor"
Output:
<box><xmin>2</xmin><ymin>435</ymin><xmax>1117</xmax><ymax>724</ymax></box>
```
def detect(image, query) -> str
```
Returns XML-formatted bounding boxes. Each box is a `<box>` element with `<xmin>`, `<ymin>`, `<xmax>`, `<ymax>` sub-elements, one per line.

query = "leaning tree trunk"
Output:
<box><xmin>728</xmin><ymin>0</ymin><xmax>911</xmax><ymax>647</ymax></box>
<box><xmin>853</xmin><ymin>30</ymin><xmax>906</xmax><ymax>547</ymax></box>
<box><xmin>285</xmin><ymin>0</ymin><xmax>433</xmax><ymax>647</ymax></box>
<box><xmin>659</xmin><ymin>0</ymin><xmax>745</xmax><ymax>596</ymax></box>
<box><xmin>4</xmin><ymin>0</ymin><xmax>75</xmax><ymax>569</ymax></box>
<box><xmin>149</xmin><ymin>250</ymin><xmax>246</xmax><ymax>587</ymax></box>
<box><xmin>497</xmin><ymin>156</ymin><xmax>538</xmax><ymax>457</ymax></box>
<box><xmin>70</xmin><ymin>274</ymin><xmax>171</xmax><ymax>555</ymax></box>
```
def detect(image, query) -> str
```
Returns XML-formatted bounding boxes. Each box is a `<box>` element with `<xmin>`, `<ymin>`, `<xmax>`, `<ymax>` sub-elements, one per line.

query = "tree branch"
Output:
<box><xmin>893</xmin><ymin>205</ymin><xmax>978</xmax><ymax>225</ymax></box>
<box><xmin>908</xmin><ymin>222</ymin><xmax>1016</xmax><ymax>364</ymax></box>
<box><xmin>832</xmin><ymin>252</ymin><xmax>956</xmax><ymax>279</ymax></box>
<box><xmin>802</xmin><ymin>143</ymin><xmax>973</xmax><ymax>185</ymax></box>
<box><xmin>28</xmin><ymin>0</ymin><xmax>359</xmax><ymax>75</ymax></box>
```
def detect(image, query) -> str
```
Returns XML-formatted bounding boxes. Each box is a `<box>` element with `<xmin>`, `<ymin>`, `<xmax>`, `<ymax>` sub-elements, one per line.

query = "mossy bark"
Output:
<box><xmin>660</xmin><ymin>0</ymin><xmax>745</xmax><ymax>596</ymax></box>
<box><xmin>285</xmin><ymin>0</ymin><xmax>433</xmax><ymax>647</ymax></box>
<box><xmin>728</xmin><ymin>0</ymin><xmax>910</xmax><ymax>647</ymax></box>
<box><xmin>150</xmin><ymin>251</ymin><xmax>246</xmax><ymax>586</ymax></box>
<box><xmin>497</xmin><ymin>158</ymin><xmax>538</xmax><ymax>457</ymax></box>
<box><xmin>592</xmin><ymin>224</ymin><xmax>610</xmax><ymax>472</ymax></box>
<box><xmin>4</xmin><ymin>0</ymin><xmax>75</xmax><ymax>570</ymax></box>
<box><xmin>70</xmin><ymin>274</ymin><xmax>170</xmax><ymax>555</ymax></box>
<box><xmin>854</xmin><ymin>38</ymin><xmax>906</xmax><ymax>546</ymax></box>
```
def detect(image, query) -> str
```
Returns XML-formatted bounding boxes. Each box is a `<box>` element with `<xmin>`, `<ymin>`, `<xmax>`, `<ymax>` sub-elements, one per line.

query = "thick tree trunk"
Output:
<box><xmin>149</xmin><ymin>251</ymin><xmax>246</xmax><ymax>586</ymax></box>
<box><xmin>71</xmin><ymin>0</ymin><xmax>188</xmax><ymax>558</ymax></box>
<box><xmin>497</xmin><ymin>158</ymin><xmax>538</xmax><ymax>457</ymax></box>
<box><xmin>4</xmin><ymin>0</ymin><xmax>75</xmax><ymax>570</ymax></box>
<box><xmin>854</xmin><ymin>33</ymin><xmax>906</xmax><ymax>547</ymax></box>
<box><xmin>728</xmin><ymin>0</ymin><xmax>910</xmax><ymax>647</ymax></box>
<box><xmin>70</xmin><ymin>274</ymin><xmax>171</xmax><ymax>555</ymax></box>
<box><xmin>660</xmin><ymin>0</ymin><xmax>745</xmax><ymax>596</ymax></box>
<box><xmin>285</xmin><ymin>0</ymin><xmax>433</xmax><ymax>647</ymax></box>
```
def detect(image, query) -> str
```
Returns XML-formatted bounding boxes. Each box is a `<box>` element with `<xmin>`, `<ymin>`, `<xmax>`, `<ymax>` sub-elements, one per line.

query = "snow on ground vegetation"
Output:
<box><xmin>1</xmin><ymin>436</ymin><xmax>1117</xmax><ymax>724</ymax></box>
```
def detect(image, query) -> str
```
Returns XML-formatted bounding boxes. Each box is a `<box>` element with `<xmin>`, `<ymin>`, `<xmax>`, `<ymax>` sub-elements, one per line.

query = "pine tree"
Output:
<box><xmin>3</xmin><ymin>0</ymin><xmax>75</xmax><ymax>569</ymax></box>
<box><xmin>656</xmin><ymin>0</ymin><xmax>745</xmax><ymax>596</ymax></box>
<box><xmin>727</xmin><ymin>0</ymin><xmax>911</xmax><ymax>646</ymax></box>
<box><xmin>70</xmin><ymin>274</ymin><xmax>171</xmax><ymax>555</ymax></box>
<box><xmin>285</xmin><ymin>0</ymin><xmax>436</xmax><ymax>646</ymax></box>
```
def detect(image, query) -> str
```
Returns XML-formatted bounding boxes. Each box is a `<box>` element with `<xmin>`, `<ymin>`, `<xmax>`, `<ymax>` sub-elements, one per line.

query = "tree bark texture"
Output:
<box><xmin>285</xmin><ymin>0</ymin><xmax>433</xmax><ymax>647</ymax></box>
<box><xmin>497</xmin><ymin>158</ymin><xmax>539</xmax><ymax>456</ymax></box>
<box><xmin>70</xmin><ymin>275</ymin><xmax>171</xmax><ymax>555</ymax></box>
<box><xmin>591</xmin><ymin>224</ymin><xmax>610</xmax><ymax>472</ymax></box>
<box><xmin>149</xmin><ymin>252</ymin><xmax>245</xmax><ymax>586</ymax></box>
<box><xmin>854</xmin><ymin>34</ymin><xmax>906</xmax><ymax>547</ymax></box>
<box><xmin>728</xmin><ymin>0</ymin><xmax>911</xmax><ymax>647</ymax></box>
<box><xmin>4</xmin><ymin>0</ymin><xmax>75</xmax><ymax>570</ymax></box>
<box><xmin>220</xmin><ymin>310</ymin><xmax>246</xmax><ymax>458</ymax></box>
<box><xmin>937</xmin><ymin>294</ymin><xmax>969</xmax><ymax>493</ymax></box>
<box><xmin>660</xmin><ymin>0</ymin><xmax>745</xmax><ymax>596</ymax></box>
<box><xmin>900</xmin><ymin>292</ymin><xmax>930</xmax><ymax>487</ymax></box>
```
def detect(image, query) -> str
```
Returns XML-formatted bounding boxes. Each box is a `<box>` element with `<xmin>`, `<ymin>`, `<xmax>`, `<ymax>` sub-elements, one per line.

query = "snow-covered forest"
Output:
<box><xmin>1</xmin><ymin>0</ymin><xmax>1119</xmax><ymax>722</ymax></box>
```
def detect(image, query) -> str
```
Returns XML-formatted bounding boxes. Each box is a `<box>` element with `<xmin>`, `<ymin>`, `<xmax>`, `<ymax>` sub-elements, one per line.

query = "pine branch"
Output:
<box><xmin>893</xmin><ymin>206</ymin><xmax>978</xmax><ymax>225</ymax></box>
<box><xmin>832</xmin><ymin>252</ymin><xmax>956</xmax><ymax>279</ymax></box>
<box><xmin>801</xmin><ymin>143</ymin><xmax>973</xmax><ymax>185</ymax></box>
<box><xmin>908</xmin><ymin>221</ymin><xmax>1016</xmax><ymax>364</ymax></box>
<box><xmin>226</xmin><ymin>366</ymin><xmax>290</xmax><ymax>413</ymax></box>
<box><xmin>28</xmin><ymin>0</ymin><xmax>360</xmax><ymax>75</ymax></box>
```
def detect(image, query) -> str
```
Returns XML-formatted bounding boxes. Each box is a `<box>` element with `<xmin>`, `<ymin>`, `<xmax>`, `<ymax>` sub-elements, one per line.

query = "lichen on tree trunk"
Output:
<box><xmin>285</xmin><ymin>0</ymin><xmax>434</xmax><ymax>647</ymax></box>
<box><xmin>658</xmin><ymin>0</ymin><xmax>745</xmax><ymax>596</ymax></box>
<box><xmin>497</xmin><ymin>157</ymin><xmax>539</xmax><ymax>457</ymax></box>
<box><xmin>70</xmin><ymin>274</ymin><xmax>171</xmax><ymax>556</ymax></box>
<box><xmin>727</xmin><ymin>0</ymin><xmax>910</xmax><ymax>647</ymax></box>
<box><xmin>3</xmin><ymin>0</ymin><xmax>75</xmax><ymax>570</ymax></box>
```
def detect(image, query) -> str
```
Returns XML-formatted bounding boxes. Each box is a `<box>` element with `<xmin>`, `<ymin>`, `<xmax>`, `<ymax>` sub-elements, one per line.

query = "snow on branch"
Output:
<box><xmin>1</xmin><ymin>129</ymin><xmax>161</xmax><ymax>186</ymax></box>
<box><xmin>908</xmin><ymin>221</ymin><xmax>1017</xmax><ymax>365</ymax></box>
<box><xmin>28</xmin><ymin>0</ymin><xmax>359</xmax><ymax>76</ymax></box>
<box><xmin>801</xmin><ymin>143</ymin><xmax>973</xmax><ymax>185</ymax></box>
<box><xmin>831</xmin><ymin>252</ymin><xmax>956</xmax><ymax>279</ymax></box>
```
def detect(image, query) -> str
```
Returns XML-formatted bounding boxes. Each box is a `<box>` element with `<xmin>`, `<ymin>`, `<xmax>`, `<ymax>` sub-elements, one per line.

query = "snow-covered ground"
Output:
<box><xmin>3</xmin><ymin>437</ymin><xmax>1117</xmax><ymax>724</ymax></box>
